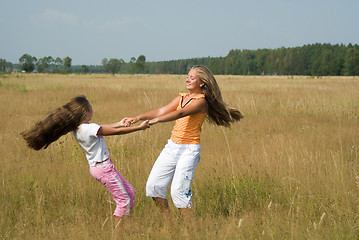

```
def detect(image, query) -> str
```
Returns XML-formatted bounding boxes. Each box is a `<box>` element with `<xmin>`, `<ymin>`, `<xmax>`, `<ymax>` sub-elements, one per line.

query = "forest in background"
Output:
<box><xmin>1</xmin><ymin>43</ymin><xmax>359</xmax><ymax>76</ymax></box>
<box><xmin>145</xmin><ymin>43</ymin><xmax>359</xmax><ymax>76</ymax></box>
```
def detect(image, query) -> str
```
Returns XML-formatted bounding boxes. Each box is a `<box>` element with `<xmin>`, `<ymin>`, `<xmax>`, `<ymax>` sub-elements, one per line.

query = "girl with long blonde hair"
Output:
<box><xmin>126</xmin><ymin>65</ymin><xmax>243</xmax><ymax>221</ymax></box>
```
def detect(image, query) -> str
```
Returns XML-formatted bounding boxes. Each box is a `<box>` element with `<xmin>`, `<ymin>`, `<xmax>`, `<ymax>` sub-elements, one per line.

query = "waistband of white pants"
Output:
<box><xmin>167</xmin><ymin>139</ymin><xmax>201</xmax><ymax>149</ymax></box>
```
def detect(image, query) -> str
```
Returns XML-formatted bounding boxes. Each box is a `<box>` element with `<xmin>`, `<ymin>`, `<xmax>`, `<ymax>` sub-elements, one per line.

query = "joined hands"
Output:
<box><xmin>121</xmin><ymin>117</ymin><xmax>151</xmax><ymax>130</ymax></box>
<box><xmin>122</xmin><ymin>117</ymin><xmax>157</xmax><ymax>127</ymax></box>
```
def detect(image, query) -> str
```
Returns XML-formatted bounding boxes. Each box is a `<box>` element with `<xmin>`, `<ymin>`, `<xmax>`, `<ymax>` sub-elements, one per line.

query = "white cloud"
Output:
<box><xmin>119</xmin><ymin>16</ymin><xmax>146</xmax><ymax>26</ymax></box>
<box><xmin>83</xmin><ymin>16</ymin><xmax>147</xmax><ymax>32</ymax></box>
<box><xmin>40</xmin><ymin>9</ymin><xmax>79</xmax><ymax>26</ymax></box>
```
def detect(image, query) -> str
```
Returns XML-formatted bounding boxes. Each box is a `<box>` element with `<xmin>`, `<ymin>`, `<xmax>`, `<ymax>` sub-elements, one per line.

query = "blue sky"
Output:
<box><xmin>1</xmin><ymin>0</ymin><xmax>358</xmax><ymax>65</ymax></box>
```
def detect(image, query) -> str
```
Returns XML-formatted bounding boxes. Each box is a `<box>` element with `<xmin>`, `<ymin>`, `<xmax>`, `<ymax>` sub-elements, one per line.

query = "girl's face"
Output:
<box><xmin>186</xmin><ymin>69</ymin><xmax>204</xmax><ymax>92</ymax></box>
<box><xmin>83</xmin><ymin>105</ymin><xmax>93</xmax><ymax>123</ymax></box>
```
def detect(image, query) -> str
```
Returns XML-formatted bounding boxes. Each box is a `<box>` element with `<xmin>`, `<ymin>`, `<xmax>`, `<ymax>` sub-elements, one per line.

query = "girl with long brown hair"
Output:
<box><xmin>126</xmin><ymin>65</ymin><xmax>243</xmax><ymax>221</ymax></box>
<box><xmin>22</xmin><ymin>95</ymin><xmax>150</xmax><ymax>228</ymax></box>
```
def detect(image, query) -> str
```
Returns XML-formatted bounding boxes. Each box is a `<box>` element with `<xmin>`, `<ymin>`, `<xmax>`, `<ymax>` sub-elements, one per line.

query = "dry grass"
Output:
<box><xmin>1</xmin><ymin>73</ymin><xmax>359</xmax><ymax>239</ymax></box>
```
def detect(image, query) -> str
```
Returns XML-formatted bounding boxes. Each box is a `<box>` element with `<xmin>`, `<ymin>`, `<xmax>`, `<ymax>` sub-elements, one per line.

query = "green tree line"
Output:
<box><xmin>1</xmin><ymin>54</ymin><xmax>73</xmax><ymax>73</ymax></box>
<box><xmin>0</xmin><ymin>54</ymin><xmax>147</xmax><ymax>74</ymax></box>
<box><xmin>1</xmin><ymin>43</ymin><xmax>358</xmax><ymax>75</ymax></box>
<box><xmin>145</xmin><ymin>43</ymin><xmax>359</xmax><ymax>76</ymax></box>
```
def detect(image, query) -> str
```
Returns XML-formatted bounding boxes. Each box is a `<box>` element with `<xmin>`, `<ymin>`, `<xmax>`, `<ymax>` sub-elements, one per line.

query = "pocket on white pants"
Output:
<box><xmin>181</xmin><ymin>170</ymin><xmax>194</xmax><ymax>195</ymax></box>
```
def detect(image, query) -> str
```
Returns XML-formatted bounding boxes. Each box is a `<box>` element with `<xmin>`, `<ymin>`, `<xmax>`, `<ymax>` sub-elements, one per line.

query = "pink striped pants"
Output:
<box><xmin>89</xmin><ymin>161</ymin><xmax>135</xmax><ymax>217</ymax></box>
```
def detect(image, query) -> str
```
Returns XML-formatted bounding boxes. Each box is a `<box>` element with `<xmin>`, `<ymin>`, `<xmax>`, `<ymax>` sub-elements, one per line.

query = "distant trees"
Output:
<box><xmin>16</xmin><ymin>54</ymin><xmax>73</xmax><ymax>73</ymax></box>
<box><xmin>0</xmin><ymin>58</ymin><xmax>12</xmax><ymax>72</ymax></box>
<box><xmin>101</xmin><ymin>55</ymin><xmax>146</xmax><ymax>74</ymax></box>
<box><xmin>134</xmin><ymin>55</ymin><xmax>146</xmax><ymax>73</ymax></box>
<box><xmin>128</xmin><ymin>55</ymin><xmax>146</xmax><ymax>73</ymax></box>
<box><xmin>37</xmin><ymin>56</ymin><xmax>54</xmax><ymax>73</ymax></box>
<box><xmin>145</xmin><ymin>43</ymin><xmax>359</xmax><ymax>76</ymax></box>
<box><xmin>343</xmin><ymin>44</ymin><xmax>359</xmax><ymax>76</ymax></box>
<box><xmin>54</xmin><ymin>57</ymin><xmax>63</xmax><ymax>68</ymax></box>
<box><xmin>6</xmin><ymin>44</ymin><xmax>359</xmax><ymax>75</ymax></box>
<box><xmin>63</xmin><ymin>56</ymin><xmax>72</xmax><ymax>73</ymax></box>
<box><xmin>102</xmin><ymin>58</ymin><xmax>125</xmax><ymax>74</ymax></box>
<box><xmin>81</xmin><ymin>65</ymin><xmax>89</xmax><ymax>73</ymax></box>
<box><xmin>19</xmin><ymin>54</ymin><xmax>37</xmax><ymax>73</ymax></box>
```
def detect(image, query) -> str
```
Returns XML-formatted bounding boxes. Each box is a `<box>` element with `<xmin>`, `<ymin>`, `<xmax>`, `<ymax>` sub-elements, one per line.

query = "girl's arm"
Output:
<box><xmin>149</xmin><ymin>98</ymin><xmax>208</xmax><ymax>125</ymax></box>
<box><xmin>127</xmin><ymin>96</ymin><xmax>181</xmax><ymax>124</ymax></box>
<box><xmin>100</xmin><ymin>118</ymin><xmax>130</xmax><ymax>128</ymax></box>
<box><xmin>97</xmin><ymin>120</ymin><xmax>150</xmax><ymax>136</ymax></box>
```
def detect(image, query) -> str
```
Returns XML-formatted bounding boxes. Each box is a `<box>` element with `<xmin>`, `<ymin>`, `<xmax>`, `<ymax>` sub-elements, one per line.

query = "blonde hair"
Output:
<box><xmin>21</xmin><ymin>95</ymin><xmax>91</xmax><ymax>150</ymax></box>
<box><xmin>192</xmin><ymin>65</ymin><xmax>244</xmax><ymax>127</ymax></box>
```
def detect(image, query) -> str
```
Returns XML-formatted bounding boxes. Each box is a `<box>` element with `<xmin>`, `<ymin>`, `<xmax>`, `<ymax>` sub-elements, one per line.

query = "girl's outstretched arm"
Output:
<box><xmin>100</xmin><ymin>118</ymin><xmax>130</xmax><ymax>128</ymax></box>
<box><xmin>98</xmin><ymin>120</ymin><xmax>150</xmax><ymax>136</ymax></box>
<box><xmin>126</xmin><ymin>96</ymin><xmax>181</xmax><ymax>124</ymax></box>
<box><xmin>149</xmin><ymin>98</ymin><xmax>207</xmax><ymax>125</ymax></box>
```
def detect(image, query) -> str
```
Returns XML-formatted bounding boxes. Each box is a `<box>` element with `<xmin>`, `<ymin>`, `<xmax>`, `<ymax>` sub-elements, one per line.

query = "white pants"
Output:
<box><xmin>146</xmin><ymin>139</ymin><xmax>201</xmax><ymax>208</ymax></box>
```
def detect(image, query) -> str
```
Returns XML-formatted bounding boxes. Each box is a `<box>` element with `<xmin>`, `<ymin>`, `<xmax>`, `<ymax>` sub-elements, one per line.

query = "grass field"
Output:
<box><xmin>1</xmin><ymin>73</ymin><xmax>358</xmax><ymax>239</ymax></box>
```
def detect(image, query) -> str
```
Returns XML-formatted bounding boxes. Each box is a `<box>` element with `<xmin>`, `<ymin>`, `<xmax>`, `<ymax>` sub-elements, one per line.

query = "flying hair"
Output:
<box><xmin>21</xmin><ymin>95</ymin><xmax>91</xmax><ymax>150</ymax></box>
<box><xmin>191</xmin><ymin>65</ymin><xmax>244</xmax><ymax>127</ymax></box>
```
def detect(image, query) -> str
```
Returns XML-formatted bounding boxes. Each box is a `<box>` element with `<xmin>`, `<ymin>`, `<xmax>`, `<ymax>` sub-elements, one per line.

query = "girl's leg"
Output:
<box><xmin>172</xmin><ymin>147</ymin><xmax>200</xmax><ymax>233</ymax></box>
<box><xmin>153</xmin><ymin>197</ymin><xmax>170</xmax><ymax>215</ymax></box>
<box><xmin>107</xmin><ymin>166</ymin><xmax>135</xmax><ymax>217</ymax></box>
<box><xmin>90</xmin><ymin>163</ymin><xmax>135</xmax><ymax>218</ymax></box>
<box><xmin>153</xmin><ymin>197</ymin><xmax>172</xmax><ymax>229</ymax></box>
<box><xmin>170</xmin><ymin>146</ymin><xmax>200</xmax><ymax>209</ymax></box>
<box><xmin>146</xmin><ymin>141</ymin><xmax>177</xmax><ymax>217</ymax></box>
<box><xmin>146</xmin><ymin>142</ymin><xmax>177</xmax><ymax>198</ymax></box>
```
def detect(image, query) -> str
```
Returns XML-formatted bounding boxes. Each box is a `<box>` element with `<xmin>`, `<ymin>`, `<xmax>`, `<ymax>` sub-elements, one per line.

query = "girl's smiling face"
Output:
<box><xmin>186</xmin><ymin>69</ymin><xmax>204</xmax><ymax>92</ymax></box>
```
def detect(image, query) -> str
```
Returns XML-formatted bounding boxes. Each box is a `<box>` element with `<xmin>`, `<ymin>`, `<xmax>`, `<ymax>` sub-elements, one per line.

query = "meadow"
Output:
<box><xmin>0</xmin><ymin>73</ymin><xmax>358</xmax><ymax>239</ymax></box>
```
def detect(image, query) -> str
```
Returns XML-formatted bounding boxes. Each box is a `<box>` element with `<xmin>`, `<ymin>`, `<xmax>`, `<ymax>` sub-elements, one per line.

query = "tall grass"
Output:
<box><xmin>1</xmin><ymin>73</ymin><xmax>358</xmax><ymax>239</ymax></box>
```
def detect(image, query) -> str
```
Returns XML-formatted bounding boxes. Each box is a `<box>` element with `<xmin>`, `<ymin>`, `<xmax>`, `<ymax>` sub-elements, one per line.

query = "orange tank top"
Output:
<box><xmin>170</xmin><ymin>93</ymin><xmax>207</xmax><ymax>144</ymax></box>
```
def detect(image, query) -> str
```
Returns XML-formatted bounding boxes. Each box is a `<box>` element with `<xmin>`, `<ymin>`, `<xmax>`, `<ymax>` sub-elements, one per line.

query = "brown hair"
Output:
<box><xmin>21</xmin><ymin>95</ymin><xmax>91</xmax><ymax>150</ymax></box>
<box><xmin>191</xmin><ymin>65</ymin><xmax>244</xmax><ymax>127</ymax></box>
